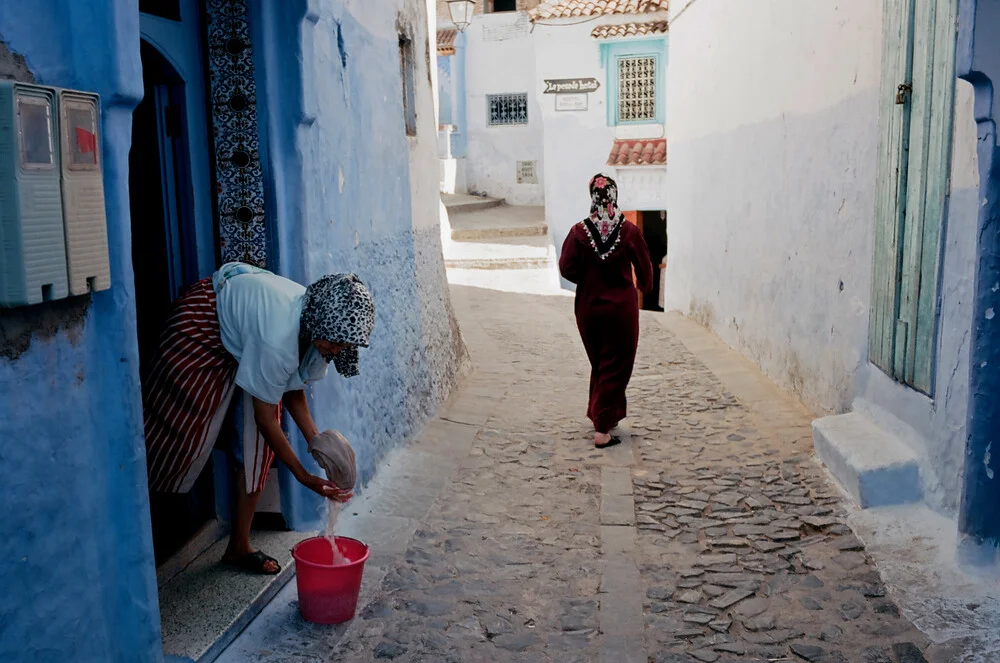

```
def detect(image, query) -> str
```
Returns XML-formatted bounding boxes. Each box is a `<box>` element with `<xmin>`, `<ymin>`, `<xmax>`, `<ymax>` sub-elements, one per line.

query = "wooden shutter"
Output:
<box><xmin>903</xmin><ymin>0</ymin><xmax>957</xmax><ymax>393</ymax></box>
<box><xmin>870</xmin><ymin>0</ymin><xmax>957</xmax><ymax>395</ymax></box>
<box><xmin>869</xmin><ymin>0</ymin><xmax>915</xmax><ymax>376</ymax></box>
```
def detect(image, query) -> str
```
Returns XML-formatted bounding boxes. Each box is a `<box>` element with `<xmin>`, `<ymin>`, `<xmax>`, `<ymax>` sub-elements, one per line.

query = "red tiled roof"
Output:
<box><xmin>530</xmin><ymin>0</ymin><xmax>668</xmax><ymax>21</ymax></box>
<box><xmin>607</xmin><ymin>138</ymin><xmax>666</xmax><ymax>166</ymax></box>
<box><xmin>437</xmin><ymin>29</ymin><xmax>457</xmax><ymax>55</ymax></box>
<box><xmin>591</xmin><ymin>20</ymin><xmax>668</xmax><ymax>39</ymax></box>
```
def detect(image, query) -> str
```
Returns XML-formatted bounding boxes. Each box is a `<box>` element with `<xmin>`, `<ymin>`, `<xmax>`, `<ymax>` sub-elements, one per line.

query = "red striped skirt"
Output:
<box><xmin>143</xmin><ymin>277</ymin><xmax>276</xmax><ymax>494</ymax></box>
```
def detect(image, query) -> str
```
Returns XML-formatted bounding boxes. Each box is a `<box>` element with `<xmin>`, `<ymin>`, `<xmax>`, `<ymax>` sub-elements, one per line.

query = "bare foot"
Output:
<box><xmin>594</xmin><ymin>432</ymin><xmax>612</xmax><ymax>447</ymax></box>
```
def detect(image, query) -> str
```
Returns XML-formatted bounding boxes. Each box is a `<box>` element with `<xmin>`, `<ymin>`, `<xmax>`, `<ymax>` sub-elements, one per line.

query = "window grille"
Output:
<box><xmin>487</xmin><ymin>93</ymin><xmax>528</xmax><ymax>126</ymax></box>
<box><xmin>617</xmin><ymin>56</ymin><xmax>657</xmax><ymax>123</ymax></box>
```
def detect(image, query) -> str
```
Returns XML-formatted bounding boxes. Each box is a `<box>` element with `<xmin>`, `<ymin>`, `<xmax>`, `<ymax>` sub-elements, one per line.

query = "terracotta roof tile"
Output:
<box><xmin>591</xmin><ymin>20</ymin><xmax>668</xmax><ymax>39</ymax></box>
<box><xmin>607</xmin><ymin>138</ymin><xmax>666</xmax><ymax>166</ymax></box>
<box><xmin>437</xmin><ymin>29</ymin><xmax>457</xmax><ymax>55</ymax></box>
<box><xmin>530</xmin><ymin>0</ymin><xmax>668</xmax><ymax>21</ymax></box>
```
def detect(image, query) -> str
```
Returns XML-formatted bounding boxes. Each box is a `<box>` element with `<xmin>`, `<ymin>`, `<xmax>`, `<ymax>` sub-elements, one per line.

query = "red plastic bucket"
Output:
<box><xmin>291</xmin><ymin>536</ymin><xmax>370</xmax><ymax>624</ymax></box>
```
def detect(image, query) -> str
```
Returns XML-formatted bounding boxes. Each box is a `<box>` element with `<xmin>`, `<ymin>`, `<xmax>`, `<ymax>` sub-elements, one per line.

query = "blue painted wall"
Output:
<box><xmin>438</xmin><ymin>55</ymin><xmax>454</xmax><ymax>126</ymax></box>
<box><xmin>958</xmin><ymin>0</ymin><xmax>1000</xmax><ymax>561</ymax></box>
<box><xmin>0</xmin><ymin>2</ymin><xmax>161</xmax><ymax>662</ymax></box>
<box><xmin>0</xmin><ymin>1</ymin><xmax>462</xmax><ymax>659</ymax></box>
<box><xmin>251</xmin><ymin>0</ymin><xmax>461</xmax><ymax>530</ymax></box>
<box><xmin>453</xmin><ymin>31</ymin><xmax>468</xmax><ymax>158</ymax></box>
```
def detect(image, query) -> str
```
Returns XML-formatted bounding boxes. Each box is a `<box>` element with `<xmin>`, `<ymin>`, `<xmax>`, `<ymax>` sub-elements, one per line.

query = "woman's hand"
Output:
<box><xmin>301</xmin><ymin>473</ymin><xmax>354</xmax><ymax>502</ymax></box>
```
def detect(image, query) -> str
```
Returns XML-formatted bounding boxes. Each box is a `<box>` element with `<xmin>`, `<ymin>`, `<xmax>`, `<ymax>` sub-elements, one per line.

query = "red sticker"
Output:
<box><xmin>76</xmin><ymin>127</ymin><xmax>96</xmax><ymax>154</ymax></box>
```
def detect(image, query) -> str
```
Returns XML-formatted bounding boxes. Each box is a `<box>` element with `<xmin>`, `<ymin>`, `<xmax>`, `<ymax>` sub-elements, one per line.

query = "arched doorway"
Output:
<box><xmin>130</xmin><ymin>39</ymin><xmax>214</xmax><ymax>565</ymax></box>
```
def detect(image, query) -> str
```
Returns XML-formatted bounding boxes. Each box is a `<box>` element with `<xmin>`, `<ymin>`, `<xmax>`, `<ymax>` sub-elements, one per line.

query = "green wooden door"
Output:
<box><xmin>869</xmin><ymin>0</ymin><xmax>958</xmax><ymax>395</ymax></box>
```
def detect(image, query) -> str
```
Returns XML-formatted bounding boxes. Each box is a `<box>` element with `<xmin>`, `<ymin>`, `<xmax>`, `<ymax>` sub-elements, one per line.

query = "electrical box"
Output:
<box><xmin>0</xmin><ymin>82</ymin><xmax>69</xmax><ymax>307</ymax></box>
<box><xmin>59</xmin><ymin>90</ymin><xmax>110</xmax><ymax>295</ymax></box>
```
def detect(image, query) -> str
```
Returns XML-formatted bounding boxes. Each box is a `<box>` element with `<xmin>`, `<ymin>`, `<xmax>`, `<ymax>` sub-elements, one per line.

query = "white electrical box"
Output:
<box><xmin>59</xmin><ymin>90</ymin><xmax>110</xmax><ymax>295</ymax></box>
<box><xmin>0</xmin><ymin>82</ymin><xmax>69</xmax><ymax>307</ymax></box>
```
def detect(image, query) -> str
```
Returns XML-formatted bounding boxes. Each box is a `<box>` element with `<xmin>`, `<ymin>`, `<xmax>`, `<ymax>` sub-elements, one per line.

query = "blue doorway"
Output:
<box><xmin>133</xmin><ymin>2</ymin><xmax>218</xmax><ymax>566</ymax></box>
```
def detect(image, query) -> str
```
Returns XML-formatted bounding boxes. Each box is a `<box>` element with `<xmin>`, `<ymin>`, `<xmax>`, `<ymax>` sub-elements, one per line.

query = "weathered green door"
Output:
<box><xmin>869</xmin><ymin>0</ymin><xmax>958</xmax><ymax>395</ymax></box>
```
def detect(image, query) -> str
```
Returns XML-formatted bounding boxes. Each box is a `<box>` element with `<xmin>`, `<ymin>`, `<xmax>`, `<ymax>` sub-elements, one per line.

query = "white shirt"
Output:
<box><xmin>213</xmin><ymin>264</ymin><xmax>329</xmax><ymax>404</ymax></box>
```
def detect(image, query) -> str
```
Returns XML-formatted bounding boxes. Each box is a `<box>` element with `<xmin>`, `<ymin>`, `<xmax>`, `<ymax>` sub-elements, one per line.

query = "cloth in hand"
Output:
<box><xmin>308</xmin><ymin>430</ymin><xmax>357</xmax><ymax>490</ymax></box>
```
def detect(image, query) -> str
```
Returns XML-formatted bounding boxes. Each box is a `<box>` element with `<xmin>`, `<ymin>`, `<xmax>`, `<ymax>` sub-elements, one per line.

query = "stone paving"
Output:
<box><xmin>220</xmin><ymin>279</ymin><xmax>939</xmax><ymax>663</ymax></box>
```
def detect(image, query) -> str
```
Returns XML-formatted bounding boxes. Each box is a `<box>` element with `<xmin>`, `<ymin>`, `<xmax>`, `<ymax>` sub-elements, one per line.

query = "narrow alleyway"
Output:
<box><xmin>219</xmin><ymin>265</ymin><xmax>940</xmax><ymax>662</ymax></box>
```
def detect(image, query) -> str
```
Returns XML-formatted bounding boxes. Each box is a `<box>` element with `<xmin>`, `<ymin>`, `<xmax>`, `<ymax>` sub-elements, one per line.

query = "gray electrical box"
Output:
<box><xmin>59</xmin><ymin>90</ymin><xmax>110</xmax><ymax>296</ymax></box>
<box><xmin>0</xmin><ymin>82</ymin><xmax>69</xmax><ymax>307</ymax></box>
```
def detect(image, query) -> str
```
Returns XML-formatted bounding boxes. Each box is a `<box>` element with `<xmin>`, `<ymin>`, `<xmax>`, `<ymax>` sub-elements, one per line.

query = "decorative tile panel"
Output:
<box><xmin>205</xmin><ymin>0</ymin><xmax>268</xmax><ymax>267</ymax></box>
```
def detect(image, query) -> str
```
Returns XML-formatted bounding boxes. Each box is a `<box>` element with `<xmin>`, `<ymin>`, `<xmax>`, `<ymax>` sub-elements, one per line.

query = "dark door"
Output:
<box><xmin>641</xmin><ymin>211</ymin><xmax>667</xmax><ymax>312</ymax></box>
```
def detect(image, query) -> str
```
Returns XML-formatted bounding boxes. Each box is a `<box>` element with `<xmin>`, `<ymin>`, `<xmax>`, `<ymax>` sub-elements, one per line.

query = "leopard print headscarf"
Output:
<box><xmin>300</xmin><ymin>273</ymin><xmax>375</xmax><ymax>378</ymax></box>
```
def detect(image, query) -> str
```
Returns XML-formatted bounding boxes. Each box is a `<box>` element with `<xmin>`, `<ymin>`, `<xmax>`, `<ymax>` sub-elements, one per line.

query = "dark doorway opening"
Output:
<box><xmin>624</xmin><ymin>210</ymin><xmax>667</xmax><ymax>311</ymax></box>
<box><xmin>131</xmin><ymin>40</ymin><xmax>214</xmax><ymax>566</ymax></box>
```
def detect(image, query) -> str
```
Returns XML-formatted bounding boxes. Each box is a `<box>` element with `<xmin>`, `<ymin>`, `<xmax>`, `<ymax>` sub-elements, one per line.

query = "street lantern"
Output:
<box><xmin>447</xmin><ymin>0</ymin><xmax>476</xmax><ymax>33</ymax></box>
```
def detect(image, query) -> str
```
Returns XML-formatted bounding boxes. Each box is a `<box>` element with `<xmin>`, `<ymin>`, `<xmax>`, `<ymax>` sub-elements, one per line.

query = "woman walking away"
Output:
<box><xmin>143</xmin><ymin>262</ymin><xmax>375</xmax><ymax>574</ymax></box>
<box><xmin>559</xmin><ymin>174</ymin><xmax>653</xmax><ymax>449</ymax></box>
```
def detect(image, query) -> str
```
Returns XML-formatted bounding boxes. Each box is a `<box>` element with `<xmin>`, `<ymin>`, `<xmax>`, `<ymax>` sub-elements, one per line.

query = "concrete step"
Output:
<box><xmin>447</xmin><ymin>204</ymin><xmax>548</xmax><ymax>241</ymax></box>
<box><xmin>442</xmin><ymin>193</ymin><xmax>505</xmax><ymax>214</ymax></box>
<box><xmin>444</xmin><ymin>234</ymin><xmax>554</xmax><ymax>270</ymax></box>
<box><xmin>159</xmin><ymin>529</ymin><xmax>307</xmax><ymax>663</ymax></box>
<box><xmin>450</xmin><ymin>223</ymin><xmax>549</xmax><ymax>241</ymax></box>
<box><xmin>812</xmin><ymin>411</ymin><xmax>922</xmax><ymax>508</ymax></box>
<box><xmin>445</xmin><ymin>256</ymin><xmax>555</xmax><ymax>270</ymax></box>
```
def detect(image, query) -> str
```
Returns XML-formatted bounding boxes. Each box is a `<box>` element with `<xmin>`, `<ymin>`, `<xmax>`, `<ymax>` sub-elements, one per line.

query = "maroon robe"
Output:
<box><xmin>559</xmin><ymin>220</ymin><xmax>654</xmax><ymax>433</ymax></box>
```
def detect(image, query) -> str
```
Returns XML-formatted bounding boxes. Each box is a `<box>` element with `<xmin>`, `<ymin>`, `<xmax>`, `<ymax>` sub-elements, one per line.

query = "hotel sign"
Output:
<box><xmin>543</xmin><ymin>78</ymin><xmax>601</xmax><ymax>94</ymax></box>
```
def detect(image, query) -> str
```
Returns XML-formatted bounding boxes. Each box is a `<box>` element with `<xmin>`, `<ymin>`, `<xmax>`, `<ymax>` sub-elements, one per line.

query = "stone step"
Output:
<box><xmin>812</xmin><ymin>411</ymin><xmax>922</xmax><ymax>508</ymax></box>
<box><xmin>445</xmin><ymin>256</ymin><xmax>555</xmax><ymax>270</ymax></box>
<box><xmin>450</xmin><ymin>223</ymin><xmax>549</xmax><ymax>241</ymax></box>
<box><xmin>442</xmin><ymin>193</ymin><xmax>505</xmax><ymax>214</ymax></box>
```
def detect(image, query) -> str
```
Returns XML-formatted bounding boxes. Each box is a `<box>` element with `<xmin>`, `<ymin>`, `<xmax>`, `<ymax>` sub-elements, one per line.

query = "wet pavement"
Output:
<box><xmin>218</xmin><ymin>270</ymin><xmax>941</xmax><ymax>663</ymax></box>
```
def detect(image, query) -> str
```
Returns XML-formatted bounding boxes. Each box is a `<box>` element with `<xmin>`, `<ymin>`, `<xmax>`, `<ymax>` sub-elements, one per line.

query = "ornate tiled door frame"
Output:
<box><xmin>204</xmin><ymin>0</ymin><xmax>269</xmax><ymax>267</ymax></box>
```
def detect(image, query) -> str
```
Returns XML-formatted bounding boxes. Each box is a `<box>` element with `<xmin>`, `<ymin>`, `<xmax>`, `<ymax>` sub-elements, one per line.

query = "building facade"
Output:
<box><xmin>0</xmin><ymin>0</ymin><xmax>464</xmax><ymax>660</ymax></box>
<box><xmin>530</xmin><ymin>0</ymin><xmax>669</xmax><ymax>303</ymax></box>
<box><xmin>436</xmin><ymin>0</ymin><xmax>545</xmax><ymax>204</ymax></box>
<box><xmin>663</xmin><ymin>0</ymin><xmax>1000</xmax><ymax>564</ymax></box>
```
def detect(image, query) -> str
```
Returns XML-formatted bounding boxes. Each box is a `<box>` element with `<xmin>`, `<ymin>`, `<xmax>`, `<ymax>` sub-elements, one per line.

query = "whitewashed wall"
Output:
<box><xmin>534</xmin><ymin>17</ymin><xmax>668</xmax><ymax>282</ymax></box>
<box><xmin>662</xmin><ymin>0</ymin><xmax>977</xmax><ymax>515</ymax></box>
<box><xmin>464</xmin><ymin>11</ymin><xmax>544</xmax><ymax>205</ymax></box>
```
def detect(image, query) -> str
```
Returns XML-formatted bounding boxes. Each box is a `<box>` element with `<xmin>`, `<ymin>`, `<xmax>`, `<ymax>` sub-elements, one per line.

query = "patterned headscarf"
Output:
<box><xmin>582</xmin><ymin>173</ymin><xmax>625</xmax><ymax>260</ymax></box>
<box><xmin>300</xmin><ymin>273</ymin><xmax>375</xmax><ymax>378</ymax></box>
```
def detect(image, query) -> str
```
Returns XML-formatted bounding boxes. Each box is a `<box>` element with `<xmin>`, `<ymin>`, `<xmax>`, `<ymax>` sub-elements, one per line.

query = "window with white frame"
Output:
<box><xmin>617</xmin><ymin>56</ymin><xmax>657</xmax><ymax>123</ymax></box>
<box><xmin>487</xmin><ymin>93</ymin><xmax>528</xmax><ymax>126</ymax></box>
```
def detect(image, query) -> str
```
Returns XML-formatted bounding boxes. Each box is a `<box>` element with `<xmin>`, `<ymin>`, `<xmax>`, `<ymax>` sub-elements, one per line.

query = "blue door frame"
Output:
<box><xmin>137</xmin><ymin>3</ymin><xmax>235</xmax><ymax>554</ymax></box>
<box><xmin>957</xmin><ymin>0</ymin><xmax>1000</xmax><ymax>564</ymax></box>
<box><xmin>140</xmin><ymin>1</ymin><xmax>217</xmax><ymax>280</ymax></box>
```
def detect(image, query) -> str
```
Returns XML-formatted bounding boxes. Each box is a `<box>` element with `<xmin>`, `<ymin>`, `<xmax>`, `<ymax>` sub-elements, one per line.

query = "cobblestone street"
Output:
<box><xmin>219</xmin><ymin>274</ymin><xmax>940</xmax><ymax>663</ymax></box>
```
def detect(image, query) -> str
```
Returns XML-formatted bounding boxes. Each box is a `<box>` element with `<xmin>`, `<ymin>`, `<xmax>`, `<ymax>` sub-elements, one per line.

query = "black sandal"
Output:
<box><xmin>595</xmin><ymin>436</ymin><xmax>623</xmax><ymax>449</ymax></box>
<box><xmin>222</xmin><ymin>550</ymin><xmax>281</xmax><ymax>575</ymax></box>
